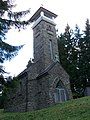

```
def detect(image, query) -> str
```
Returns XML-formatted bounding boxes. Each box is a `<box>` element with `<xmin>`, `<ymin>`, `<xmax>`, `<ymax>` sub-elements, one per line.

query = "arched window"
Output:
<box><xmin>54</xmin><ymin>80</ymin><xmax>67</xmax><ymax>103</ymax></box>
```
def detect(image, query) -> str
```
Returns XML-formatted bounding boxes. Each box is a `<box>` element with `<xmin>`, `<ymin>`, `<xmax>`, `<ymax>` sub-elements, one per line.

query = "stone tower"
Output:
<box><xmin>4</xmin><ymin>7</ymin><xmax>72</xmax><ymax>112</ymax></box>
<box><xmin>30</xmin><ymin>7</ymin><xmax>59</xmax><ymax>73</ymax></box>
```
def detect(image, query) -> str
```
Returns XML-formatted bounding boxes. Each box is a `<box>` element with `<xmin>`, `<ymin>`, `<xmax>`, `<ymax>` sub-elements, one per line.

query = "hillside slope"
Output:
<box><xmin>0</xmin><ymin>96</ymin><xmax>90</xmax><ymax>120</ymax></box>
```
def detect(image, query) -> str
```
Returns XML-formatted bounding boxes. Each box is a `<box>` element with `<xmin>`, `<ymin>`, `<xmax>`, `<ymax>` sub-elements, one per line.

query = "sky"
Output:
<box><xmin>3</xmin><ymin>0</ymin><xmax>90</xmax><ymax>76</ymax></box>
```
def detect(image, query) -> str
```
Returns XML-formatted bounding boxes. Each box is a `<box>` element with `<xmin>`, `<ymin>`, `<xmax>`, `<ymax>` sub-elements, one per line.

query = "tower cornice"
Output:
<box><xmin>32</xmin><ymin>15</ymin><xmax>56</xmax><ymax>29</ymax></box>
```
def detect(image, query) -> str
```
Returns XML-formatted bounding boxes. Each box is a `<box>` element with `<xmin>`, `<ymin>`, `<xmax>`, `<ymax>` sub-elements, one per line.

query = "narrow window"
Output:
<box><xmin>20</xmin><ymin>81</ymin><xmax>22</xmax><ymax>93</ymax></box>
<box><xmin>49</xmin><ymin>39</ymin><xmax>53</xmax><ymax>59</ymax></box>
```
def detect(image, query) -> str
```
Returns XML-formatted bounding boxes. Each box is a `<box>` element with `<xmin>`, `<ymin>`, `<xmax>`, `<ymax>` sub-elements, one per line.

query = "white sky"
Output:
<box><xmin>3</xmin><ymin>0</ymin><xmax>90</xmax><ymax>76</ymax></box>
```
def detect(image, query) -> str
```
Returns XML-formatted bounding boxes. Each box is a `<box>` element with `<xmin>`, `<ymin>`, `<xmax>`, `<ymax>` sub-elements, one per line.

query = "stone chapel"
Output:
<box><xmin>4</xmin><ymin>7</ymin><xmax>72</xmax><ymax>112</ymax></box>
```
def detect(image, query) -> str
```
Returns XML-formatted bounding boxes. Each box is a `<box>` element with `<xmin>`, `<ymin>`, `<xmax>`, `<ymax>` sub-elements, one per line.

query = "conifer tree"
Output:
<box><xmin>0</xmin><ymin>0</ymin><xmax>31</xmax><ymax>108</ymax></box>
<box><xmin>0</xmin><ymin>0</ymin><xmax>30</xmax><ymax>72</ymax></box>
<box><xmin>58</xmin><ymin>24</ymin><xmax>83</xmax><ymax>97</ymax></box>
<box><xmin>78</xmin><ymin>19</ymin><xmax>90</xmax><ymax>89</ymax></box>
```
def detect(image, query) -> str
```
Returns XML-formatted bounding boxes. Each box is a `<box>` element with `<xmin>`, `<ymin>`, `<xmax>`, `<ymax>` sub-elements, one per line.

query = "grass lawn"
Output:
<box><xmin>0</xmin><ymin>96</ymin><xmax>90</xmax><ymax>120</ymax></box>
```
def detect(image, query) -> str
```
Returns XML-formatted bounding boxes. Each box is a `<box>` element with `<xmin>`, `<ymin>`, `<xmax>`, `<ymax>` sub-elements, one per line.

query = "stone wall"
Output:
<box><xmin>4</xmin><ymin>72</ymin><xmax>28</xmax><ymax>112</ymax></box>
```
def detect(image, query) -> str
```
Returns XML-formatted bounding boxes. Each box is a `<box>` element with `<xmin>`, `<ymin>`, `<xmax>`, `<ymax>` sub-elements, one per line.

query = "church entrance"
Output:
<box><xmin>54</xmin><ymin>80</ymin><xmax>67</xmax><ymax>103</ymax></box>
<box><xmin>54</xmin><ymin>88</ymin><xmax>67</xmax><ymax>103</ymax></box>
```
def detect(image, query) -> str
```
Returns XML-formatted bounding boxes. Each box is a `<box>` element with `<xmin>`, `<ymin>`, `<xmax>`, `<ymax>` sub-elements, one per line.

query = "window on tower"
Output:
<box><xmin>47</xmin><ymin>25</ymin><xmax>52</xmax><ymax>31</ymax></box>
<box><xmin>49</xmin><ymin>39</ymin><xmax>53</xmax><ymax>60</ymax></box>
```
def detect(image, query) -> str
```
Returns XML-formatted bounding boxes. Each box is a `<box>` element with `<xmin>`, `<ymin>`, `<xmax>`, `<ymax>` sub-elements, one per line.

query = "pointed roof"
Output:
<box><xmin>30</xmin><ymin>7</ymin><xmax>57</xmax><ymax>22</ymax></box>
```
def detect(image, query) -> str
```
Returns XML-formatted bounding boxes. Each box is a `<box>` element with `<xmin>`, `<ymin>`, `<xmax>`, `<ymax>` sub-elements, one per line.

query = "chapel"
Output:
<box><xmin>4</xmin><ymin>7</ymin><xmax>72</xmax><ymax>112</ymax></box>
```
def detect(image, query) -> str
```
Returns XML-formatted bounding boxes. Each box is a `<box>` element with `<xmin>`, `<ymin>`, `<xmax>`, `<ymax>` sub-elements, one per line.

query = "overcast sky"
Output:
<box><xmin>4</xmin><ymin>0</ymin><xmax>90</xmax><ymax>76</ymax></box>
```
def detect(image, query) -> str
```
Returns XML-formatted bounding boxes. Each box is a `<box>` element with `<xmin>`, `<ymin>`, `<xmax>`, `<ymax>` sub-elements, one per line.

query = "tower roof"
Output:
<box><xmin>30</xmin><ymin>7</ymin><xmax>57</xmax><ymax>22</ymax></box>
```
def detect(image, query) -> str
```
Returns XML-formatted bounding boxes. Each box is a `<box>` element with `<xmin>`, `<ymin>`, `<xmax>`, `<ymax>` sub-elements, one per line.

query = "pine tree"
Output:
<box><xmin>72</xmin><ymin>25</ymin><xmax>84</xmax><ymax>96</ymax></box>
<box><xmin>83</xmin><ymin>19</ymin><xmax>90</xmax><ymax>82</ymax></box>
<box><xmin>0</xmin><ymin>0</ymin><xmax>30</xmax><ymax>68</ymax></box>
<box><xmin>78</xmin><ymin>19</ymin><xmax>90</xmax><ymax>90</ymax></box>
<box><xmin>58</xmin><ymin>24</ymin><xmax>72</xmax><ymax>71</ymax></box>
<box><xmin>0</xmin><ymin>0</ymin><xmax>31</xmax><ymax>108</ymax></box>
<box><xmin>58</xmin><ymin>24</ymin><xmax>83</xmax><ymax>97</ymax></box>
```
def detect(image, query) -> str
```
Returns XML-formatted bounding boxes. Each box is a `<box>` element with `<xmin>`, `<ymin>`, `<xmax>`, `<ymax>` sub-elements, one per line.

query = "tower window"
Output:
<box><xmin>19</xmin><ymin>81</ymin><xmax>22</xmax><ymax>93</ymax></box>
<box><xmin>49</xmin><ymin>39</ymin><xmax>53</xmax><ymax>60</ymax></box>
<box><xmin>47</xmin><ymin>25</ymin><xmax>52</xmax><ymax>31</ymax></box>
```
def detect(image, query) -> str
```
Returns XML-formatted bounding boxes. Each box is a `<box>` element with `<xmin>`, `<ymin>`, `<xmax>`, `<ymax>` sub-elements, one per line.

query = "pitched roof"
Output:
<box><xmin>37</xmin><ymin>61</ymin><xmax>58</xmax><ymax>79</ymax></box>
<box><xmin>30</xmin><ymin>7</ymin><xmax>57</xmax><ymax>22</ymax></box>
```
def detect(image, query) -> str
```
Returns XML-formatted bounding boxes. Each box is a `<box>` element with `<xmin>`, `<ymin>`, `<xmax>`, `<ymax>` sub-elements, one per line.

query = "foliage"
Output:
<box><xmin>2</xmin><ymin>77</ymin><xmax>18</xmax><ymax>99</ymax></box>
<box><xmin>0</xmin><ymin>76</ymin><xmax>19</xmax><ymax>108</ymax></box>
<box><xmin>0</xmin><ymin>96</ymin><xmax>90</xmax><ymax>120</ymax></box>
<box><xmin>58</xmin><ymin>20</ymin><xmax>90</xmax><ymax>97</ymax></box>
<box><xmin>78</xmin><ymin>19</ymin><xmax>90</xmax><ymax>84</ymax></box>
<box><xmin>0</xmin><ymin>0</ymin><xmax>30</xmax><ymax>66</ymax></box>
<box><xmin>0</xmin><ymin>0</ymin><xmax>30</xmax><ymax>107</ymax></box>
<box><xmin>0</xmin><ymin>94</ymin><xmax>5</xmax><ymax>109</ymax></box>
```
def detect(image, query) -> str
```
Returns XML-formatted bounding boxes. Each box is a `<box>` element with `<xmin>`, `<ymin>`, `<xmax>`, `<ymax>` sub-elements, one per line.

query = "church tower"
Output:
<box><xmin>30</xmin><ymin>7</ymin><xmax>59</xmax><ymax>73</ymax></box>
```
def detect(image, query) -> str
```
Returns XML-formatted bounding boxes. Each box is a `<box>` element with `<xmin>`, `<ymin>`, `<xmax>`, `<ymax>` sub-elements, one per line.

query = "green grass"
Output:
<box><xmin>0</xmin><ymin>96</ymin><xmax>90</xmax><ymax>120</ymax></box>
